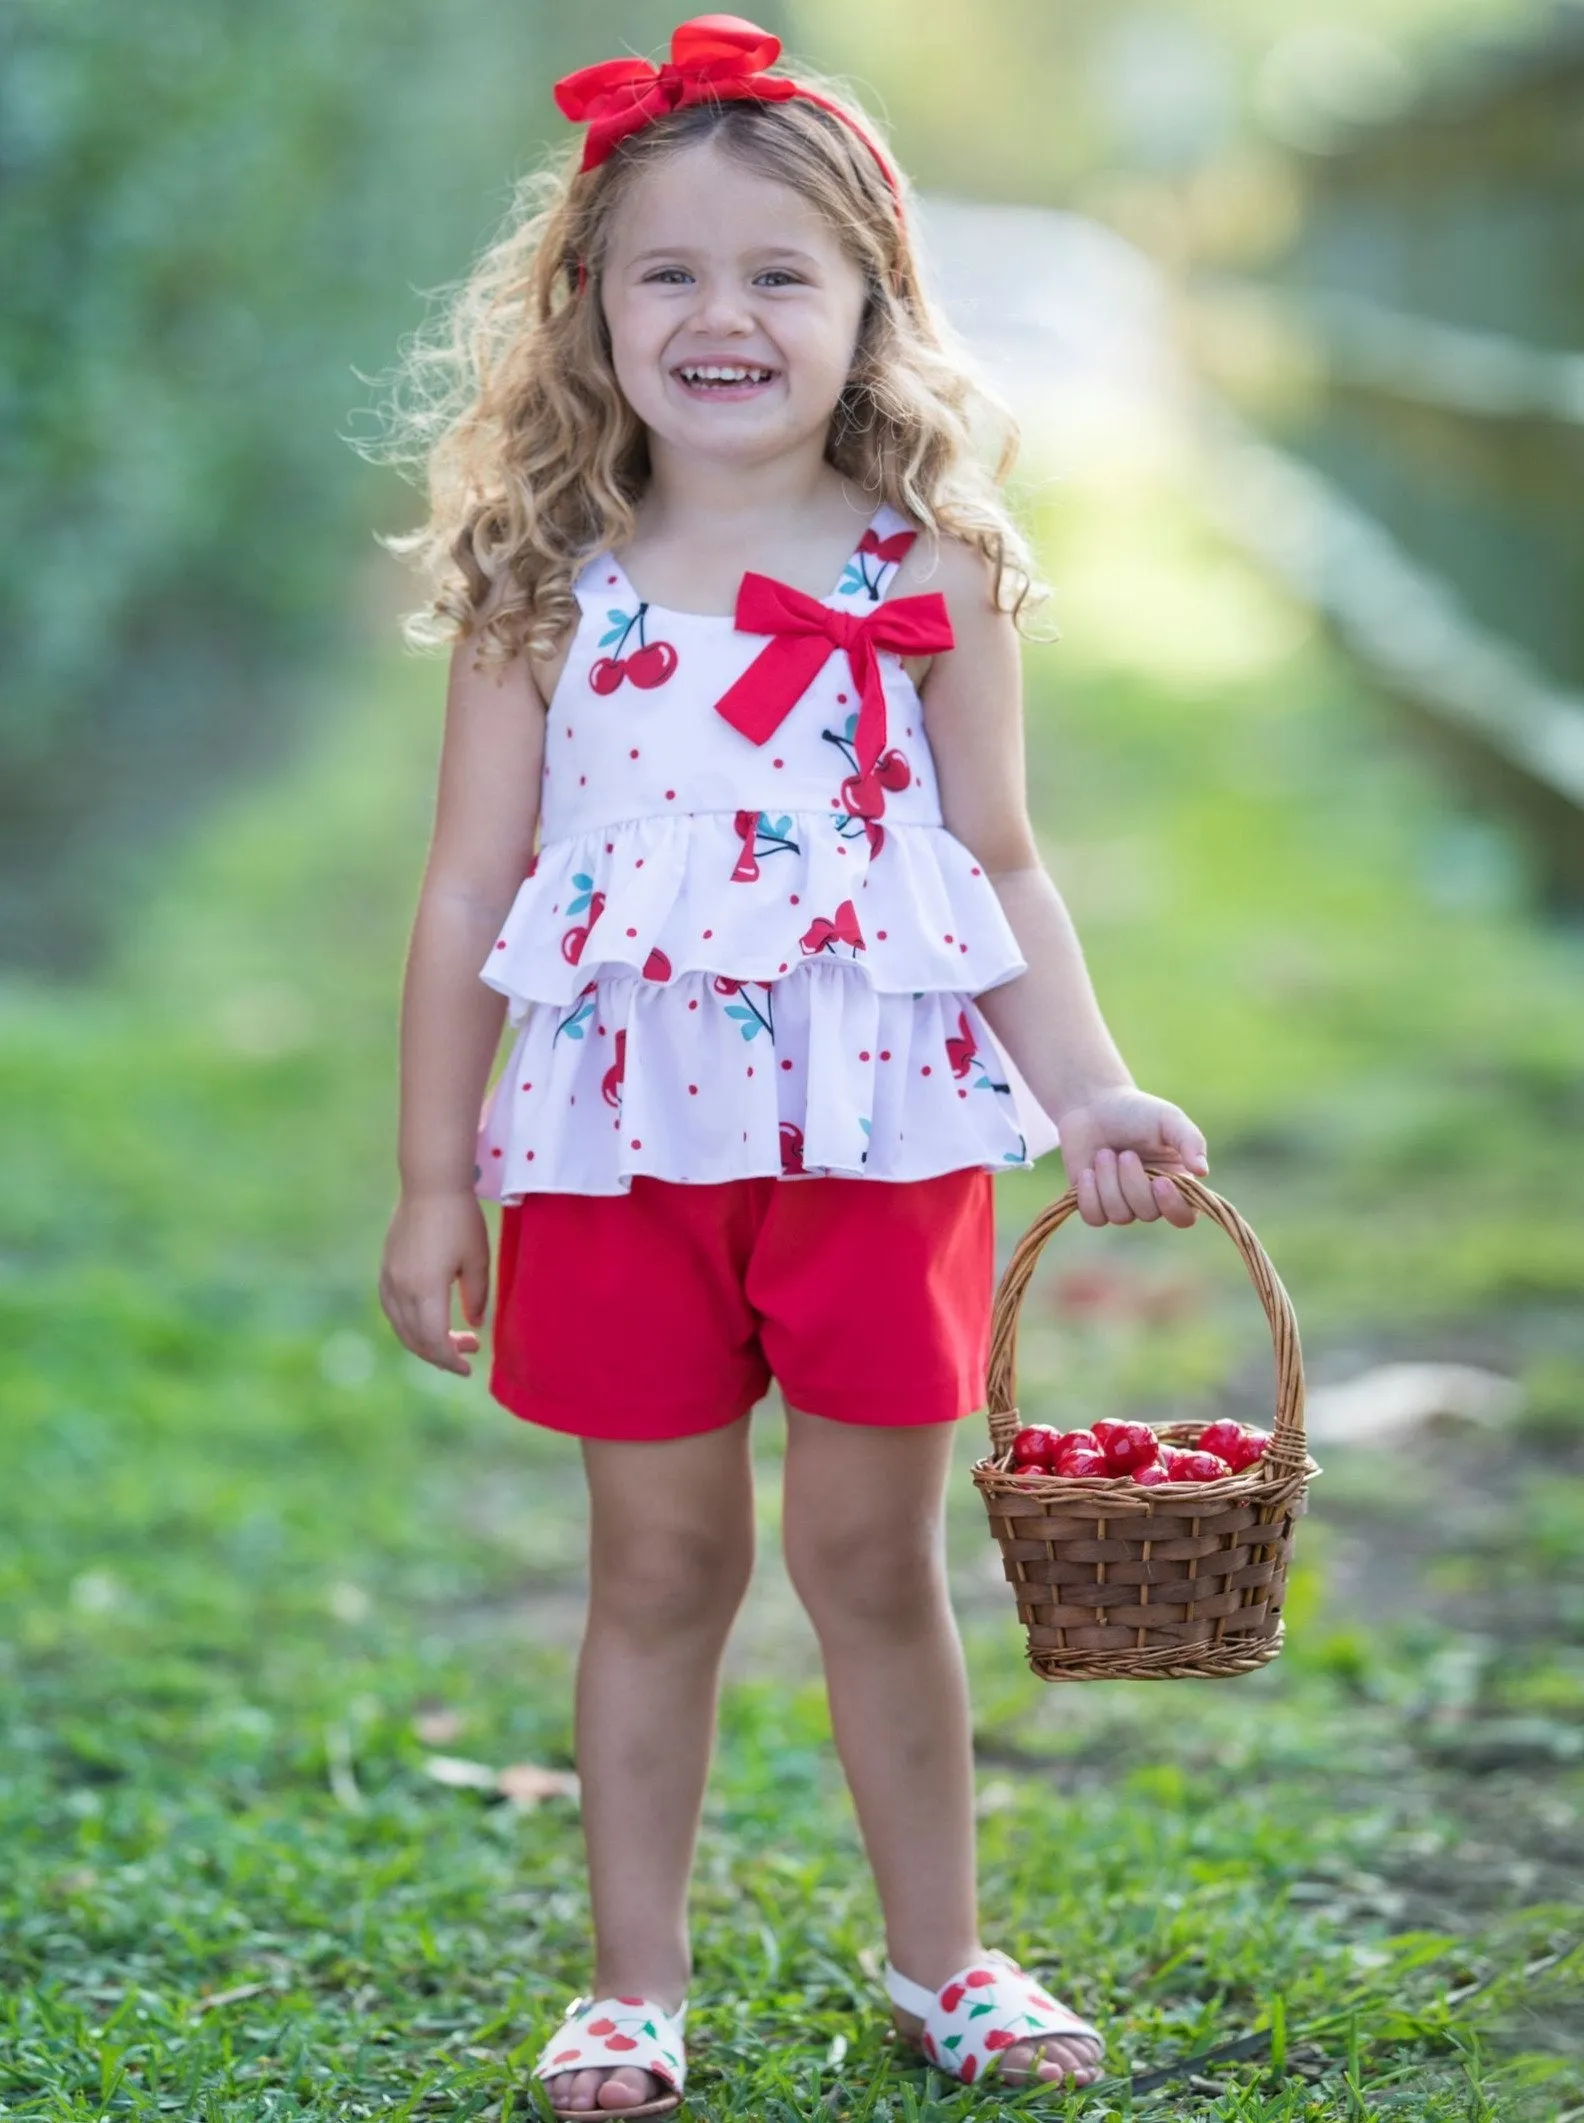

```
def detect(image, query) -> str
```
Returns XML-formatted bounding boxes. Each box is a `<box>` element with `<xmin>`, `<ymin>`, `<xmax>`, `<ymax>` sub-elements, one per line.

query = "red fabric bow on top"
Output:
<box><xmin>554</xmin><ymin>15</ymin><xmax>797</xmax><ymax>172</ymax></box>
<box><xmin>552</xmin><ymin>13</ymin><xmax>902</xmax><ymax>198</ymax></box>
<box><xmin>713</xmin><ymin>573</ymin><xmax>955</xmax><ymax>782</ymax></box>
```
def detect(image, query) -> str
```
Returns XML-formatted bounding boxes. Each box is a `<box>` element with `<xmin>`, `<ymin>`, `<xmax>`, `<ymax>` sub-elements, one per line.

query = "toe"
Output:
<box><xmin>598</xmin><ymin>2067</ymin><xmax>660</xmax><ymax>2108</ymax></box>
<box><xmin>568</xmin><ymin>2068</ymin><xmax>605</xmax><ymax>2107</ymax></box>
<box><xmin>1002</xmin><ymin>2035</ymin><xmax>1104</xmax><ymax>2086</ymax></box>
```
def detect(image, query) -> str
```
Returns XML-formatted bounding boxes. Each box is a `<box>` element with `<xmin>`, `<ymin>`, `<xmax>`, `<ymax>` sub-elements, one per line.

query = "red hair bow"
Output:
<box><xmin>553</xmin><ymin>12</ymin><xmax>901</xmax><ymax>198</ymax></box>
<box><xmin>714</xmin><ymin>573</ymin><xmax>955</xmax><ymax>781</ymax></box>
<box><xmin>554</xmin><ymin>16</ymin><xmax>797</xmax><ymax>172</ymax></box>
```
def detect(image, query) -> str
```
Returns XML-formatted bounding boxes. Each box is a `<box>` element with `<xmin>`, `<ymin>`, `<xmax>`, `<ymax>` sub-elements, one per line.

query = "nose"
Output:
<box><xmin>686</xmin><ymin>274</ymin><xmax>755</xmax><ymax>338</ymax></box>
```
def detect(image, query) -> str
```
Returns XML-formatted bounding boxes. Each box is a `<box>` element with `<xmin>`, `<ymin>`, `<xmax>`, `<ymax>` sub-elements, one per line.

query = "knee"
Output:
<box><xmin>589</xmin><ymin>1521</ymin><xmax>754</xmax><ymax>1643</ymax></box>
<box><xmin>783</xmin><ymin>1515</ymin><xmax>946</xmax><ymax>1638</ymax></box>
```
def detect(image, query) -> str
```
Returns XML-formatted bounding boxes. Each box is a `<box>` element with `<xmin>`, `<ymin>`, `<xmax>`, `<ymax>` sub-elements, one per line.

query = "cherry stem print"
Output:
<box><xmin>713</xmin><ymin>975</ymin><xmax>775</xmax><ymax>1042</ymax></box>
<box><xmin>590</xmin><ymin>603</ymin><xmax>679</xmax><ymax>694</ymax></box>
<box><xmin>553</xmin><ymin>984</ymin><xmax>598</xmax><ymax>1044</ymax></box>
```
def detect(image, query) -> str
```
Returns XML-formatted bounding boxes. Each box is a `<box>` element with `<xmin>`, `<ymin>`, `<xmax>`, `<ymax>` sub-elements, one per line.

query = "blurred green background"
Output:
<box><xmin>4</xmin><ymin>2</ymin><xmax>1582</xmax><ymax>2116</ymax></box>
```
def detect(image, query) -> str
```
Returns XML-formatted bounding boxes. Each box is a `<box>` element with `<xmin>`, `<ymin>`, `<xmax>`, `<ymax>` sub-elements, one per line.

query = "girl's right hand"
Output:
<box><xmin>379</xmin><ymin>1189</ymin><xmax>492</xmax><ymax>1376</ymax></box>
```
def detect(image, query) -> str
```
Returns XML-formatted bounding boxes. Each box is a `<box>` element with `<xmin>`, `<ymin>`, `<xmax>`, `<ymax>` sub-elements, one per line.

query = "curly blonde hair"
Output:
<box><xmin>361</xmin><ymin>59</ymin><xmax>1049</xmax><ymax>669</ymax></box>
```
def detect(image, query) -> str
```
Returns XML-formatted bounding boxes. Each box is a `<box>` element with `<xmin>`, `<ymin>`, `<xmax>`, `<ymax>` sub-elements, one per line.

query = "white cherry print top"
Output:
<box><xmin>474</xmin><ymin>502</ymin><xmax>1060</xmax><ymax>1197</ymax></box>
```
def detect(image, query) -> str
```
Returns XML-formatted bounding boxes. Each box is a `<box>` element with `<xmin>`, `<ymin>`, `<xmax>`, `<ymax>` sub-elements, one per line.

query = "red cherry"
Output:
<box><xmin>616</xmin><ymin>1997</ymin><xmax>646</xmax><ymax>2007</ymax></box>
<box><xmin>1092</xmin><ymin>1418</ymin><xmax>1158</xmax><ymax>1472</ymax></box>
<box><xmin>984</xmin><ymin>2029</ymin><xmax>1019</xmax><ymax>2051</ymax></box>
<box><xmin>922</xmin><ymin>2031</ymin><xmax>938</xmax><ymax>2061</ymax></box>
<box><xmin>960</xmin><ymin>2054</ymin><xmax>978</xmax><ymax>2082</ymax></box>
<box><xmin>874</xmin><ymin>746</ymin><xmax>911</xmax><ymax>790</ymax></box>
<box><xmin>590</xmin><ymin>656</ymin><xmax>626</xmax><ymax>694</ymax></box>
<box><xmin>553</xmin><ymin>2048</ymin><xmax>582</xmax><ymax>2064</ymax></box>
<box><xmin>604</xmin><ymin>2034</ymin><xmax>639</xmax><ymax>2051</ymax></box>
<box><xmin>1133</xmin><ymin>1462</ymin><xmax>1171</xmax><ymax>1486</ymax></box>
<box><xmin>1009</xmin><ymin>1424</ymin><xmax>1060</xmax><ymax>1468</ymax></box>
<box><xmin>939</xmin><ymin>1982</ymin><xmax>966</xmax><ymax>2013</ymax></box>
<box><xmin>1164</xmin><ymin>1448</ymin><xmax>1232</xmax><ymax>1482</ymax></box>
<box><xmin>586</xmin><ymin>2017</ymin><xmax>617</xmax><ymax>2036</ymax></box>
<box><xmin>627</xmin><ymin>639</ymin><xmax>678</xmax><ymax>689</ymax></box>
<box><xmin>1056</xmin><ymin>1445</ymin><xmax>1111</xmax><ymax>1478</ymax></box>
<box><xmin>965</xmin><ymin>1970</ymin><xmax>998</xmax><ymax>1987</ymax></box>
<box><xmin>839</xmin><ymin>769</ymin><xmax>884</xmax><ymax>818</ymax></box>
<box><xmin>1049</xmin><ymin>1429</ymin><xmax>1101</xmax><ymax>1471</ymax></box>
<box><xmin>1198</xmin><ymin>1419</ymin><xmax>1268</xmax><ymax>1471</ymax></box>
<box><xmin>642</xmin><ymin>947</ymin><xmax>672</xmax><ymax>982</ymax></box>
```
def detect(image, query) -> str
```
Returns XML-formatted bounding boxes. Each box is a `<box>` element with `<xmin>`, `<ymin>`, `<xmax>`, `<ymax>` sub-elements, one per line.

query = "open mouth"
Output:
<box><xmin>673</xmin><ymin>363</ymin><xmax>778</xmax><ymax>397</ymax></box>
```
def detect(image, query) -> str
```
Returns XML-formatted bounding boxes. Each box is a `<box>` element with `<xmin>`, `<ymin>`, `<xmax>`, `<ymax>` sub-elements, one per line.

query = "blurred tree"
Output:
<box><xmin>1</xmin><ymin>0</ymin><xmax>764</xmax><ymax>975</ymax></box>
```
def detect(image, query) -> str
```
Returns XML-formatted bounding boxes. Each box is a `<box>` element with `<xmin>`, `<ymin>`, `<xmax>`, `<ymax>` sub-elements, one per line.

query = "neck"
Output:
<box><xmin>639</xmin><ymin>433</ymin><xmax>855</xmax><ymax>541</ymax></box>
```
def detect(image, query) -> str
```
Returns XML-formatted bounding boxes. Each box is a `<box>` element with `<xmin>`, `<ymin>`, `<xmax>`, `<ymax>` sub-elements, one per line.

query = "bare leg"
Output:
<box><xmin>780</xmin><ymin>1404</ymin><xmax>1103</xmax><ymax>2090</ymax></box>
<box><xmin>547</xmin><ymin>1413</ymin><xmax>756</xmax><ymax>2114</ymax></box>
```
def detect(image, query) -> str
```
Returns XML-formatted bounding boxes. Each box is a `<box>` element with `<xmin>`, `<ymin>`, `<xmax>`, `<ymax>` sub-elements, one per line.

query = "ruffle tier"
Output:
<box><xmin>475</xmin><ymin>959</ymin><xmax>1045</xmax><ymax>1199</ymax></box>
<box><xmin>479</xmin><ymin>810</ymin><xmax>1028</xmax><ymax>1018</ymax></box>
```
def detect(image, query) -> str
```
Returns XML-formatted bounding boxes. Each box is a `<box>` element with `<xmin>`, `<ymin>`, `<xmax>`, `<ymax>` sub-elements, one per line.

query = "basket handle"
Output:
<box><xmin>985</xmin><ymin>1163</ymin><xmax>1307</xmax><ymax>1476</ymax></box>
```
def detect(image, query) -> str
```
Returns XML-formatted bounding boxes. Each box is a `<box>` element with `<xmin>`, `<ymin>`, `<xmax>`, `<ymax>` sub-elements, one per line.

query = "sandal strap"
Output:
<box><xmin>883</xmin><ymin>1948</ymin><xmax>1101</xmax><ymax>2081</ymax></box>
<box><xmin>533</xmin><ymin>1993</ymin><xmax>689</xmax><ymax>2093</ymax></box>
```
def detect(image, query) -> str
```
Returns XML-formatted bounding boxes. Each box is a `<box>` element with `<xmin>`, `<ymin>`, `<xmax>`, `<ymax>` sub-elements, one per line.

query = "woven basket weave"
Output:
<box><xmin>971</xmin><ymin>1165</ymin><xmax>1319</xmax><ymax>1682</ymax></box>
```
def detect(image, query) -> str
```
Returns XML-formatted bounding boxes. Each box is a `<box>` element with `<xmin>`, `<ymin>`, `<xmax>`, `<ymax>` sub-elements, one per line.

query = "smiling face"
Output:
<box><xmin>599</xmin><ymin>138</ymin><xmax>870</xmax><ymax>472</ymax></box>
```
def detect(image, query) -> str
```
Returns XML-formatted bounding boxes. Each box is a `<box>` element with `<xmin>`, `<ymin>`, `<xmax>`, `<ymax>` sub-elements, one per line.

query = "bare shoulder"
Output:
<box><xmin>891</xmin><ymin>531</ymin><xmax>1009</xmax><ymax>644</ymax></box>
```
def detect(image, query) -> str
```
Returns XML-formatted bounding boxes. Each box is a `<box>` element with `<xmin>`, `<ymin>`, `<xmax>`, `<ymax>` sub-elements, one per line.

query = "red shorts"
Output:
<box><xmin>488</xmin><ymin>1169</ymin><xmax>995</xmax><ymax>1442</ymax></box>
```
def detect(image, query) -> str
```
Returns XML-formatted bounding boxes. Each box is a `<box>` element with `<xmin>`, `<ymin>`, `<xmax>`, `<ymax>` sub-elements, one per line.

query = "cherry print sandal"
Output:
<box><xmin>530</xmin><ymin>1991</ymin><xmax>689</xmax><ymax>2118</ymax></box>
<box><xmin>884</xmin><ymin>1947</ymin><xmax>1104</xmax><ymax>2088</ymax></box>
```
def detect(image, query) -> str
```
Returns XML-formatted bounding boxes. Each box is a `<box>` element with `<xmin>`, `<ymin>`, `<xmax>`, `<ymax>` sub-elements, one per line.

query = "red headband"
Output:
<box><xmin>553</xmin><ymin>13</ymin><xmax>902</xmax><ymax>204</ymax></box>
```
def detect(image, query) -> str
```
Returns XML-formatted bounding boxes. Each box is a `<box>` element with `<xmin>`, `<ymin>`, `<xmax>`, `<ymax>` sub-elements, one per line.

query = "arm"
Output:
<box><xmin>916</xmin><ymin>539</ymin><xmax>1208</xmax><ymax>1226</ymax></box>
<box><xmin>381</xmin><ymin>622</ymin><xmax>547</xmax><ymax>1369</ymax></box>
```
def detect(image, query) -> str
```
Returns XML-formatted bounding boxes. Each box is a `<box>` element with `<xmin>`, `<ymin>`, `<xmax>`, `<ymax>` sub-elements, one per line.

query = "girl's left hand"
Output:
<box><xmin>1054</xmin><ymin>1086</ymin><xmax>1210</xmax><ymax>1229</ymax></box>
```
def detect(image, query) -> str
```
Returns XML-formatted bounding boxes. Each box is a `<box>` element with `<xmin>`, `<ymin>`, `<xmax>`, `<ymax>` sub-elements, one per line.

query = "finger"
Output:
<box><xmin>1165</xmin><ymin>1111</ymin><xmax>1210</xmax><ymax>1174</ymax></box>
<box><xmin>414</xmin><ymin>1292</ymin><xmax>468</xmax><ymax>1374</ymax></box>
<box><xmin>1117</xmin><ymin>1149</ymin><xmax>1161</xmax><ymax>1220</ymax></box>
<box><xmin>1075</xmin><ymin>1165</ymin><xmax>1107</xmax><ymax>1227</ymax></box>
<box><xmin>1093</xmin><ymin>1147</ymin><xmax>1134</xmax><ymax>1224</ymax></box>
<box><xmin>1152</xmin><ymin>1171</ymin><xmax>1198</xmax><ymax>1228</ymax></box>
<box><xmin>459</xmin><ymin>1250</ymin><xmax>490</xmax><ymax>1328</ymax></box>
<box><xmin>449</xmin><ymin>1329</ymin><xmax>480</xmax><ymax>1355</ymax></box>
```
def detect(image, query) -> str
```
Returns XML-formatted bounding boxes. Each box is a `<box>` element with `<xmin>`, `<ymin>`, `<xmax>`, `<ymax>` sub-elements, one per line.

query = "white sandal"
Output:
<box><xmin>530</xmin><ymin>1991</ymin><xmax>689</xmax><ymax>2118</ymax></box>
<box><xmin>885</xmin><ymin>1946</ymin><xmax>1104</xmax><ymax>2087</ymax></box>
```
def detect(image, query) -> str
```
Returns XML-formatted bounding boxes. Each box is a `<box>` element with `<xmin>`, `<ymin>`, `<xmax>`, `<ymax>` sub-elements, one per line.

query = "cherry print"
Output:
<box><xmin>780</xmin><ymin>1120</ymin><xmax>805</xmax><ymax>1174</ymax></box>
<box><xmin>560</xmin><ymin>887</ymin><xmax>606</xmax><ymax>965</ymax></box>
<box><xmin>642</xmin><ymin>947</ymin><xmax>671</xmax><ymax>981</ymax></box>
<box><xmin>966</xmin><ymin>1970</ymin><xmax>996</xmax><ymax>1987</ymax></box>
<box><xmin>940</xmin><ymin>1984</ymin><xmax>967</xmax><ymax>2014</ymax></box>
<box><xmin>983</xmin><ymin>2029</ymin><xmax>1020</xmax><ymax>2053</ymax></box>
<box><xmin>839</xmin><ymin>767</ymin><xmax>884</xmax><ymax>819</ymax></box>
<box><xmin>587</xmin><ymin>2020</ymin><xmax>618</xmax><ymax>2037</ymax></box>
<box><xmin>591</xmin><ymin>603</ymin><xmax>679</xmax><ymax>693</ymax></box>
<box><xmin>554</xmin><ymin>2048</ymin><xmax>582</xmax><ymax>2065</ymax></box>
<box><xmin>799</xmin><ymin>898</ymin><xmax>864</xmax><ymax>957</ymax></box>
<box><xmin>627</xmin><ymin>639</ymin><xmax>678</xmax><ymax>689</ymax></box>
<box><xmin>875</xmin><ymin>747</ymin><xmax>911</xmax><ymax>791</ymax></box>
<box><xmin>601</xmin><ymin>1029</ymin><xmax>627</xmax><ymax>1110</ymax></box>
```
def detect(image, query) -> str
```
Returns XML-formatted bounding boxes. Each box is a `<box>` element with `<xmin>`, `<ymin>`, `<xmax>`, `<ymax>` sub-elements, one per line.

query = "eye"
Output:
<box><xmin>642</xmin><ymin>266</ymin><xmax>693</xmax><ymax>284</ymax></box>
<box><xmin>755</xmin><ymin>269</ymin><xmax>803</xmax><ymax>287</ymax></box>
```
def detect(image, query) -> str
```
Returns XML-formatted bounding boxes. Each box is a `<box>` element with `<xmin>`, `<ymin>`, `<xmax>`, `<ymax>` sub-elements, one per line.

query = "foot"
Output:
<box><xmin>545</xmin><ymin>2061</ymin><xmax>668</xmax><ymax>2112</ymax></box>
<box><xmin>890</xmin><ymin>1998</ymin><xmax>1104</xmax><ymax>2089</ymax></box>
<box><xmin>544</xmin><ymin>1991</ymin><xmax>684</xmax><ymax>2114</ymax></box>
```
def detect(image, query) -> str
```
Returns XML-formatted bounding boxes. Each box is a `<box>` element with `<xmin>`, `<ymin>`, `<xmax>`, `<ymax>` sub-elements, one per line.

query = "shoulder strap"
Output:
<box><xmin>571</xmin><ymin>547</ymin><xmax>639</xmax><ymax>616</ymax></box>
<box><xmin>827</xmin><ymin>502</ymin><xmax>919</xmax><ymax>611</ymax></box>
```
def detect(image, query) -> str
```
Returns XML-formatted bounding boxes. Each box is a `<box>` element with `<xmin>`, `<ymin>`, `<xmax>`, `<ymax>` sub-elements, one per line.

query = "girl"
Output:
<box><xmin>376</xmin><ymin>16</ymin><xmax>1210</xmax><ymax>2114</ymax></box>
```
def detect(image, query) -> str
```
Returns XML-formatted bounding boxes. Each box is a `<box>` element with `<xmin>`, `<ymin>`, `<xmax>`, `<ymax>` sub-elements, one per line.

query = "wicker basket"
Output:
<box><xmin>971</xmin><ymin>1165</ymin><xmax>1319</xmax><ymax>1682</ymax></box>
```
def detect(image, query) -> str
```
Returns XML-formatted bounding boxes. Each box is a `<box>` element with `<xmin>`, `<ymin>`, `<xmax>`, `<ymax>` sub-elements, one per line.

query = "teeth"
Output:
<box><xmin>680</xmin><ymin>365</ymin><xmax>772</xmax><ymax>384</ymax></box>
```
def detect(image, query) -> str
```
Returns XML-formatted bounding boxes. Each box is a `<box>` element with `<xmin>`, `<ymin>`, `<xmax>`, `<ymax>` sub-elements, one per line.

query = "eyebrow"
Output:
<box><xmin>626</xmin><ymin>246</ymin><xmax>821</xmax><ymax>266</ymax></box>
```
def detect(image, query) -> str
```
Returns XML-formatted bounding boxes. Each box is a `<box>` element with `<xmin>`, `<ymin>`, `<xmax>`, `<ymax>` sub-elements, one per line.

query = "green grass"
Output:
<box><xmin>3</xmin><ymin>446</ymin><xmax>1582</xmax><ymax>2118</ymax></box>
